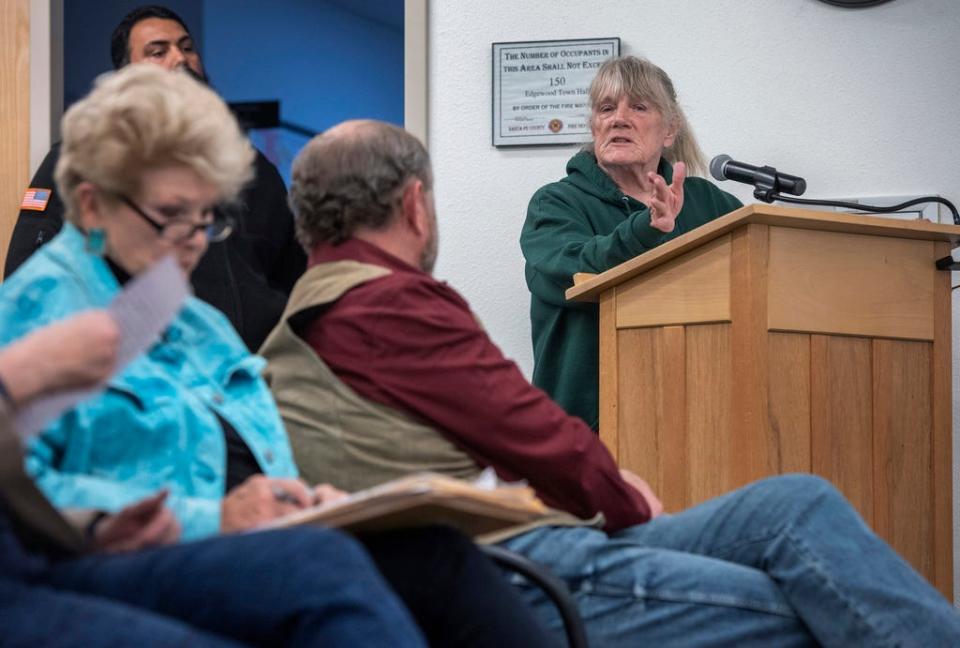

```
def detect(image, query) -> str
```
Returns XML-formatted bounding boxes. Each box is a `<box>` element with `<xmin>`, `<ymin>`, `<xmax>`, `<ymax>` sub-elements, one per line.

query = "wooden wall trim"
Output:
<box><xmin>0</xmin><ymin>0</ymin><xmax>30</xmax><ymax>274</ymax></box>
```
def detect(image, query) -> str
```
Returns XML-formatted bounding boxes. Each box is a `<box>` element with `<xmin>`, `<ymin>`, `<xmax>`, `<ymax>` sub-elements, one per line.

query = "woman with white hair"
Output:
<box><xmin>0</xmin><ymin>63</ymin><xmax>297</xmax><ymax>537</ymax></box>
<box><xmin>521</xmin><ymin>56</ymin><xmax>742</xmax><ymax>430</ymax></box>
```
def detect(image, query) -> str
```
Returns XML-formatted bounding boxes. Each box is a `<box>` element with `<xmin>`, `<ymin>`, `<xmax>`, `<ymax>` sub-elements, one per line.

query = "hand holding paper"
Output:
<box><xmin>0</xmin><ymin>311</ymin><xmax>120</xmax><ymax>408</ymax></box>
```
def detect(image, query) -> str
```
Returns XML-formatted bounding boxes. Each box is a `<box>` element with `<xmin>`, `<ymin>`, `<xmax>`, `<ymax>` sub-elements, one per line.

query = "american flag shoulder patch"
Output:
<box><xmin>20</xmin><ymin>188</ymin><xmax>52</xmax><ymax>212</ymax></box>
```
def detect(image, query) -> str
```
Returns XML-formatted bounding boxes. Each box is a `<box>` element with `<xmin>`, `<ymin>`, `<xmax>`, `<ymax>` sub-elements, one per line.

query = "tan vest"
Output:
<box><xmin>261</xmin><ymin>261</ymin><xmax>483</xmax><ymax>491</ymax></box>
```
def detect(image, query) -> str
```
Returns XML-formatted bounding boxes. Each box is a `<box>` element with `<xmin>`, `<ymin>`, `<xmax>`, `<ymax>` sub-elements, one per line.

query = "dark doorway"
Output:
<box><xmin>63</xmin><ymin>0</ymin><xmax>404</xmax><ymax>183</ymax></box>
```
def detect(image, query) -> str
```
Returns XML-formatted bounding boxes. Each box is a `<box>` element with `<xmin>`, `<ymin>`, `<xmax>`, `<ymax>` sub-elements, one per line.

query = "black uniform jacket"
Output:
<box><xmin>4</xmin><ymin>144</ymin><xmax>306</xmax><ymax>351</ymax></box>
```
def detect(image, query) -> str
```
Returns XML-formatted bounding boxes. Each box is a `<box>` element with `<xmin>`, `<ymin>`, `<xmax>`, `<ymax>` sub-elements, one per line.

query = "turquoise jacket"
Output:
<box><xmin>521</xmin><ymin>152</ymin><xmax>743</xmax><ymax>429</ymax></box>
<box><xmin>0</xmin><ymin>224</ymin><xmax>299</xmax><ymax>540</ymax></box>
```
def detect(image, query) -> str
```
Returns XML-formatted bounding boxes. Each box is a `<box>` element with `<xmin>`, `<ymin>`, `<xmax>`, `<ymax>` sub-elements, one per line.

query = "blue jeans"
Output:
<box><xmin>1</xmin><ymin>524</ymin><xmax>426</xmax><ymax>647</ymax></box>
<box><xmin>503</xmin><ymin>474</ymin><xmax>960</xmax><ymax>647</ymax></box>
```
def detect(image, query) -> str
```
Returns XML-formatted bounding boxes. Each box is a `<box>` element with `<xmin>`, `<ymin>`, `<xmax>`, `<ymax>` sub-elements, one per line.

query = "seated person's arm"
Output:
<box><xmin>0</xmin><ymin>310</ymin><xmax>118</xmax><ymax>407</ymax></box>
<box><xmin>0</xmin><ymin>313</ymin><xmax>180</xmax><ymax>552</ymax></box>
<box><xmin>0</xmin><ymin>311</ymin><xmax>217</xmax><ymax>539</ymax></box>
<box><xmin>27</xmin><ymin>431</ymin><xmax>322</xmax><ymax>540</ymax></box>
<box><xmin>25</xmin><ymin>437</ymin><xmax>219</xmax><ymax>540</ymax></box>
<box><xmin>0</xmin><ymin>312</ymin><xmax>332</xmax><ymax>540</ymax></box>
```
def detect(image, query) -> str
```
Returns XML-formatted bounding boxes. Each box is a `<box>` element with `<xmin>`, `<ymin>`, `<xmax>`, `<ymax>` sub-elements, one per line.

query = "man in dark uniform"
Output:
<box><xmin>5</xmin><ymin>5</ymin><xmax>305</xmax><ymax>351</ymax></box>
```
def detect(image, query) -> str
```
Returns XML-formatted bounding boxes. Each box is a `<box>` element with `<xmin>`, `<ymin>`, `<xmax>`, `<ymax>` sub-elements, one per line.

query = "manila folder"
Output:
<box><xmin>265</xmin><ymin>472</ymin><xmax>550</xmax><ymax>538</ymax></box>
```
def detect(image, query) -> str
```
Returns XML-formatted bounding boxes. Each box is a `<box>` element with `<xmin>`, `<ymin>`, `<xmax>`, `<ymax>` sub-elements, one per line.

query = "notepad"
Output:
<box><xmin>264</xmin><ymin>472</ymin><xmax>551</xmax><ymax>538</ymax></box>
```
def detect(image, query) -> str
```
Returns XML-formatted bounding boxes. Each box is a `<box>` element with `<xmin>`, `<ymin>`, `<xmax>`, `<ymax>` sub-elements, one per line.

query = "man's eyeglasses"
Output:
<box><xmin>119</xmin><ymin>194</ymin><xmax>233</xmax><ymax>244</ymax></box>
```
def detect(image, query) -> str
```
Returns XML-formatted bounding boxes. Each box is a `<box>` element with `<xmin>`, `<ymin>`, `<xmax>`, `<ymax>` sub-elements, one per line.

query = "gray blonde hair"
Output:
<box><xmin>588</xmin><ymin>56</ymin><xmax>706</xmax><ymax>176</ymax></box>
<box><xmin>55</xmin><ymin>63</ymin><xmax>254</xmax><ymax>223</ymax></box>
<box><xmin>289</xmin><ymin>120</ymin><xmax>432</xmax><ymax>249</ymax></box>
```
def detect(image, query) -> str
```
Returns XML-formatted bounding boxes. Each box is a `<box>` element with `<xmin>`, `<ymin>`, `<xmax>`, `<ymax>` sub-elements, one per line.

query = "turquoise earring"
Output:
<box><xmin>85</xmin><ymin>228</ymin><xmax>106</xmax><ymax>256</ymax></box>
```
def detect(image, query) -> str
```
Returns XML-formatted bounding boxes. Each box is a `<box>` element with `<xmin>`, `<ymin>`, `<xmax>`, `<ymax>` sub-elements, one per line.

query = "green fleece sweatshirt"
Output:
<box><xmin>520</xmin><ymin>151</ymin><xmax>742</xmax><ymax>429</ymax></box>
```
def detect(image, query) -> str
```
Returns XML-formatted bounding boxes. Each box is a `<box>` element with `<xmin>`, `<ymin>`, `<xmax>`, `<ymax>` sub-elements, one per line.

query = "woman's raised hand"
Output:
<box><xmin>647</xmin><ymin>161</ymin><xmax>687</xmax><ymax>233</ymax></box>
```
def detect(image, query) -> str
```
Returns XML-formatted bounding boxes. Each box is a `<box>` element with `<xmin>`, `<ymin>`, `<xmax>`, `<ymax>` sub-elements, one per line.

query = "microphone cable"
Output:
<box><xmin>769</xmin><ymin>192</ymin><xmax>959</xmax><ymax>226</ymax></box>
<box><xmin>768</xmin><ymin>193</ymin><xmax>960</xmax><ymax>270</ymax></box>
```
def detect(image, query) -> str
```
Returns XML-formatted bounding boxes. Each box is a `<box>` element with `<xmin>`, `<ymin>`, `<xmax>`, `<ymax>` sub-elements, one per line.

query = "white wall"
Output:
<box><xmin>428</xmin><ymin>0</ymin><xmax>960</xmax><ymax>598</ymax></box>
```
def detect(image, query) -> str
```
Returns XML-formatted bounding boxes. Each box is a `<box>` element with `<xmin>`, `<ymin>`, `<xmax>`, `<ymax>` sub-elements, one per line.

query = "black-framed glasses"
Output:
<box><xmin>119</xmin><ymin>194</ymin><xmax>234</xmax><ymax>244</ymax></box>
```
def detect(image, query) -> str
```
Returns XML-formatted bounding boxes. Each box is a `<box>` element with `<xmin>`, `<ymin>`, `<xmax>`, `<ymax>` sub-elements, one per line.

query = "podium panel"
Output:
<box><xmin>575</xmin><ymin>205</ymin><xmax>958</xmax><ymax>597</ymax></box>
<box><xmin>767</xmin><ymin>227</ymin><xmax>934</xmax><ymax>340</ymax></box>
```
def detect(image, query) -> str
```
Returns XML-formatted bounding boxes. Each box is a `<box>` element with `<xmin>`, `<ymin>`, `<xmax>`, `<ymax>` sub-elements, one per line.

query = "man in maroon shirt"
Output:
<box><xmin>262</xmin><ymin>119</ymin><xmax>960</xmax><ymax>647</ymax></box>
<box><xmin>292</xmin><ymin>131</ymin><xmax>656</xmax><ymax>530</ymax></box>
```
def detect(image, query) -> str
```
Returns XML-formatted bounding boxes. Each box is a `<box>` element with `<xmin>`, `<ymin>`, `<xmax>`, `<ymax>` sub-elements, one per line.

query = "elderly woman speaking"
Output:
<box><xmin>520</xmin><ymin>56</ymin><xmax>743</xmax><ymax>430</ymax></box>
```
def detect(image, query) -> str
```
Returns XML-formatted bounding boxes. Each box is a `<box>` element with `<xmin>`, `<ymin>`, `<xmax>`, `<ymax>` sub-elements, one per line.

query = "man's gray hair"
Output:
<box><xmin>289</xmin><ymin>120</ymin><xmax>433</xmax><ymax>249</ymax></box>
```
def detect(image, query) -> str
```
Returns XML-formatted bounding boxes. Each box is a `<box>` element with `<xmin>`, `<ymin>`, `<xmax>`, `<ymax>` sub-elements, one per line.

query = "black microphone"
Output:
<box><xmin>710</xmin><ymin>154</ymin><xmax>807</xmax><ymax>201</ymax></box>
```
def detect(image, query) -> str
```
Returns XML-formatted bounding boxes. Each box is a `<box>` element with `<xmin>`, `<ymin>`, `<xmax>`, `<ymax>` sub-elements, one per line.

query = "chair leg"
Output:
<box><xmin>480</xmin><ymin>544</ymin><xmax>589</xmax><ymax>648</ymax></box>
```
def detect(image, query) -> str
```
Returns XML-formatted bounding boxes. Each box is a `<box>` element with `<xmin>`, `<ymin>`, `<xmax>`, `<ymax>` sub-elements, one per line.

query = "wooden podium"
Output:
<box><xmin>567</xmin><ymin>204</ymin><xmax>960</xmax><ymax>596</ymax></box>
